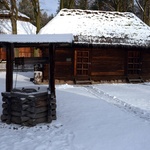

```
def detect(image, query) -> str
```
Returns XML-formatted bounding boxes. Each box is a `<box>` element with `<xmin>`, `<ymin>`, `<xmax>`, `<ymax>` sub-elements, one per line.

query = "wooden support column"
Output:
<box><xmin>6</xmin><ymin>43</ymin><xmax>14</xmax><ymax>92</ymax></box>
<box><xmin>48</xmin><ymin>44</ymin><xmax>56</xmax><ymax>98</ymax></box>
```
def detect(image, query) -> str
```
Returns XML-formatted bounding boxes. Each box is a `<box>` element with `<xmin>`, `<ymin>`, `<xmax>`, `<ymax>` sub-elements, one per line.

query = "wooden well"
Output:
<box><xmin>0</xmin><ymin>34</ymin><xmax>73</xmax><ymax>126</ymax></box>
<box><xmin>1</xmin><ymin>87</ymin><xmax>56</xmax><ymax>126</ymax></box>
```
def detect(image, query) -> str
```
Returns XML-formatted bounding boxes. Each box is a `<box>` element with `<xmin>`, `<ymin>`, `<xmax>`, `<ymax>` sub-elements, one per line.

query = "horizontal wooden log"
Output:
<box><xmin>9</xmin><ymin>98</ymin><xmax>28</xmax><ymax>104</ymax></box>
<box><xmin>27</xmin><ymin>106</ymin><xmax>48</xmax><ymax>113</ymax></box>
<box><xmin>51</xmin><ymin>111</ymin><xmax>56</xmax><ymax>115</ymax></box>
<box><xmin>11</xmin><ymin>116</ymin><xmax>30</xmax><ymax>124</ymax></box>
<box><xmin>2</xmin><ymin>103</ymin><xmax>30</xmax><ymax>111</ymax></box>
<box><xmin>2</xmin><ymin>108</ymin><xmax>9</xmax><ymax>115</ymax></box>
<box><xmin>50</xmin><ymin>98</ymin><xmax>56</xmax><ymax>103</ymax></box>
<box><xmin>2</xmin><ymin>103</ymin><xmax>7</xmax><ymax>108</ymax></box>
<box><xmin>1</xmin><ymin>115</ymin><xmax>11</xmax><ymax>124</ymax></box>
<box><xmin>11</xmin><ymin>111</ymin><xmax>29</xmax><ymax>117</ymax></box>
<box><xmin>27</xmin><ymin>91</ymin><xmax>48</xmax><ymax>98</ymax></box>
<box><xmin>11</xmin><ymin>104</ymin><xmax>29</xmax><ymax>111</ymax></box>
<box><xmin>27</xmin><ymin>117</ymin><xmax>48</xmax><ymax>126</ymax></box>
<box><xmin>28</xmin><ymin>112</ymin><xmax>47</xmax><ymax>119</ymax></box>
<box><xmin>51</xmin><ymin>103</ymin><xmax>57</xmax><ymax>109</ymax></box>
<box><xmin>15</xmin><ymin>57</ymin><xmax>49</xmax><ymax>65</ymax></box>
<box><xmin>28</xmin><ymin>99</ymin><xmax>48</xmax><ymax>107</ymax></box>
<box><xmin>1</xmin><ymin>92</ymin><xmax>11</xmax><ymax>97</ymax></box>
<box><xmin>51</xmin><ymin>115</ymin><xmax>56</xmax><ymax>120</ymax></box>
<box><xmin>1</xmin><ymin>114</ymin><xmax>8</xmax><ymax>122</ymax></box>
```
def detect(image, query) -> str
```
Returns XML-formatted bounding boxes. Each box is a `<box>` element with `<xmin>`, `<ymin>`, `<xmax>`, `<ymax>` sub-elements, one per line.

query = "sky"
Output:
<box><xmin>40</xmin><ymin>0</ymin><xmax>59</xmax><ymax>15</ymax></box>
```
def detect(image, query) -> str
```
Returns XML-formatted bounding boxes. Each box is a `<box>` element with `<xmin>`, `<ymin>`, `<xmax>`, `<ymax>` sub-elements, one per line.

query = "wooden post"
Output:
<box><xmin>48</xmin><ymin>44</ymin><xmax>55</xmax><ymax>97</ymax></box>
<box><xmin>47</xmin><ymin>44</ymin><xmax>56</xmax><ymax>122</ymax></box>
<box><xmin>6</xmin><ymin>43</ymin><xmax>14</xmax><ymax>92</ymax></box>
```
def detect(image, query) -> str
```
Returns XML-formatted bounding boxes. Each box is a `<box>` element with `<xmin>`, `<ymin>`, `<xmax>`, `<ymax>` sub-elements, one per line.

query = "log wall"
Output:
<box><xmin>55</xmin><ymin>48</ymin><xmax>74</xmax><ymax>80</ymax></box>
<box><xmin>91</xmin><ymin>47</ymin><xmax>125</xmax><ymax>81</ymax></box>
<box><xmin>142</xmin><ymin>49</ymin><xmax>150</xmax><ymax>80</ymax></box>
<box><xmin>43</xmin><ymin>47</ymin><xmax>74</xmax><ymax>81</ymax></box>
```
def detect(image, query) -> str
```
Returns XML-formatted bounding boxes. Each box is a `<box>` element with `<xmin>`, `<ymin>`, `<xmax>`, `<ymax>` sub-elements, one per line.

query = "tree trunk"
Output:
<box><xmin>10</xmin><ymin>0</ymin><xmax>18</xmax><ymax>34</ymax></box>
<box><xmin>60</xmin><ymin>0</ymin><xmax>64</xmax><ymax>9</ymax></box>
<box><xmin>31</xmin><ymin>0</ymin><xmax>41</xmax><ymax>34</ymax></box>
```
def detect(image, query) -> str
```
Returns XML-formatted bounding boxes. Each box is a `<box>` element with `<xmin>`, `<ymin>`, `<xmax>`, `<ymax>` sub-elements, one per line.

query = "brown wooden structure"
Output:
<box><xmin>0</xmin><ymin>34</ymin><xmax>73</xmax><ymax>126</ymax></box>
<box><xmin>41</xmin><ymin>46</ymin><xmax>150</xmax><ymax>84</ymax></box>
<box><xmin>40</xmin><ymin>9</ymin><xmax>150</xmax><ymax>83</ymax></box>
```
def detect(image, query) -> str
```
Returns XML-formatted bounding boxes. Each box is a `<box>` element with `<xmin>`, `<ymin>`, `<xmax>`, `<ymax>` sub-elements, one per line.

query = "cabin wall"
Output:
<box><xmin>55</xmin><ymin>47</ymin><xmax>74</xmax><ymax>80</ymax></box>
<box><xmin>91</xmin><ymin>47</ymin><xmax>125</xmax><ymax>81</ymax></box>
<box><xmin>52</xmin><ymin>46</ymin><xmax>126</xmax><ymax>82</ymax></box>
<box><xmin>42</xmin><ymin>47</ymin><xmax>74</xmax><ymax>81</ymax></box>
<box><xmin>142</xmin><ymin>49</ymin><xmax>150</xmax><ymax>80</ymax></box>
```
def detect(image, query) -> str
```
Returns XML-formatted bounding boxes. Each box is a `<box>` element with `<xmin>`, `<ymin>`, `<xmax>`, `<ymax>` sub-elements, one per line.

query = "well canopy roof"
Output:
<box><xmin>0</xmin><ymin>34</ymin><xmax>74</xmax><ymax>47</ymax></box>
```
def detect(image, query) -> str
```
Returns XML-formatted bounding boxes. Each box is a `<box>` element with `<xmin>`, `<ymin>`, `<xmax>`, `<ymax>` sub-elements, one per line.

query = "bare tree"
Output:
<box><xmin>60</xmin><ymin>0</ymin><xmax>75</xmax><ymax>9</ymax></box>
<box><xmin>135</xmin><ymin>0</ymin><xmax>150</xmax><ymax>25</ymax></box>
<box><xmin>10</xmin><ymin>0</ymin><xmax>18</xmax><ymax>34</ymax></box>
<box><xmin>0</xmin><ymin>0</ymin><xmax>18</xmax><ymax>34</ymax></box>
<box><xmin>31</xmin><ymin>0</ymin><xmax>41</xmax><ymax>33</ymax></box>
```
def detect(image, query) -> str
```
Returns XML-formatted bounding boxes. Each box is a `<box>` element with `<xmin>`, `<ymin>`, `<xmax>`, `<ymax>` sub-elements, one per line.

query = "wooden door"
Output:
<box><xmin>127</xmin><ymin>51</ymin><xmax>142</xmax><ymax>76</ymax></box>
<box><xmin>74</xmin><ymin>50</ymin><xmax>90</xmax><ymax>78</ymax></box>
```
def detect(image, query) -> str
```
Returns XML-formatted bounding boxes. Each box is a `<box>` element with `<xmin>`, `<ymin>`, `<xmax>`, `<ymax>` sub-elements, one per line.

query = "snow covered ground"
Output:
<box><xmin>0</xmin><ymin>71</ymin><xmax>150</xmax><ymax>150</ymax></box>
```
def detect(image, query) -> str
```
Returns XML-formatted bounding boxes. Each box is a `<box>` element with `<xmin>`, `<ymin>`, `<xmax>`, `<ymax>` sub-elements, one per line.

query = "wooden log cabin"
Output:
<box><xmin>39</xmin><ymin>9</ymin><xmax>150</xmax><ymax>83</ymax></box>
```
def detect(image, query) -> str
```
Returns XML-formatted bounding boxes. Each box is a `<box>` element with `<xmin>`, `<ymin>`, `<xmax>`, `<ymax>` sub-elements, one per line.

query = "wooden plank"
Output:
<box><xmin>27</xmin><ymin>106</ymin><xmax>48</xmax><ymax>113</ymax></box>
<box><xmin>11</xmin><ymin>111</ymin><xmax>29</xmax><ymax>116</ymax></box>
<box><xmin>11</xmin><ymin>116</ymin><xmax>30</xmax><ymax>124</ymax></box>
<box><xmin>28</xmin><ymin>112</ymin><xmax>47</xmax><ymax>119</ymax></box>
<box><xmin>27</xmin><ymin>117</ymin><xmax>48</xmax><ymax>126</ymax></box>
<box><xmin>2</xmin><ymin>103</ymin><xmax>30</xmax><ymax>111</ymax></box>
<box><xmin>14</xmin><ymin>57</ymin><xmax>49</xmax><ymax>65</ymax></box>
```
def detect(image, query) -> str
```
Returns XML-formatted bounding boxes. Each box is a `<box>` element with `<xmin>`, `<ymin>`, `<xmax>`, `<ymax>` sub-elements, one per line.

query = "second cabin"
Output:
<box><xmin>39</xmin><ymin>9</ymin><xmax>150</xmax><ymax>84</ymax></box>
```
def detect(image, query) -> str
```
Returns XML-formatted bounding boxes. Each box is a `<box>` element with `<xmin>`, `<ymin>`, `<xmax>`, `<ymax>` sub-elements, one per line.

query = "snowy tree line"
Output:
<box><xmin>60</xmin><ymin>0</ymin><xmax>150</xmax><ymax>25</ymax></box>
<box><xmin>0</xmin><ymin>0</ymin><xmax>150</xmax><ymax>34</ymax></box>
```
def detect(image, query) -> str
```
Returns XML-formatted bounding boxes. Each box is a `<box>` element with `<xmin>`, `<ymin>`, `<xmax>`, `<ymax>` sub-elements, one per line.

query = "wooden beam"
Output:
<box><xmin>48</xmin><ymin>44</ymin><xmax>55</xmax><ymax>98</ymax></box>
<box><xmin>14</xmin><ymin>57</ymin><xmax>49</xmax><ymax>65</ymax></box>
<box><xmin>6</xmin><ymin>43</ymin><xmax>14</xmax><ymax>92</ymax></box>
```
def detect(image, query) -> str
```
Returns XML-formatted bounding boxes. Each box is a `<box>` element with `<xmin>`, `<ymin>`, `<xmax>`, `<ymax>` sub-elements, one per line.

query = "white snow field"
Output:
<box><xmin>0</xmin><ymin>71</ymin><xmax>150</xmax><ymax>150</ymax></box>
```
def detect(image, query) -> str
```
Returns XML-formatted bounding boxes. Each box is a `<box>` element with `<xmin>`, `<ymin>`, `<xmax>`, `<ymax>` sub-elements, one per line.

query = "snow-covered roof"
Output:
<box><xmin>0</xmin><ymin>19</ymin><xmax>36</xmax><ymax>34</ymax></box>
<box><xmin>0</xmin><ymin>10</ymin><xmax>30</xmax><ymax>20</ymax></box>
<box><xmin>0</xmin><ymin>34</ymin><xmax>74</xmax><ymax>44</ymax></box>
<box><xmin>0</xmin><ymin>10</ymin><xmax>36</xmax><ymax>34</ymax></box>
<box><xmin>39</xmin><ymin>9</ymin><xmax>150</xmax><ymax>48</ymax></box>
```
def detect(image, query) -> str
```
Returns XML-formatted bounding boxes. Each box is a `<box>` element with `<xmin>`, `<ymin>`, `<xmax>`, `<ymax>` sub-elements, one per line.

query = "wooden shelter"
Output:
<box><xmin>40</xmin><ymin>9</ymin><xmax>150</xmax><ymax>83</ymax></box>
<box><xmin>0</xmin><ymin>34</ymin><xmax>73</xmax><ymax>126</ymax></box>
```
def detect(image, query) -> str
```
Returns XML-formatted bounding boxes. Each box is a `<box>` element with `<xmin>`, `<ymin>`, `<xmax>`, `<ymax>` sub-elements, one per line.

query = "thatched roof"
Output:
<box><xmin>40</xmin><ymin>9</ymin><xmax>150</xmax><ymax>48</ymax></box>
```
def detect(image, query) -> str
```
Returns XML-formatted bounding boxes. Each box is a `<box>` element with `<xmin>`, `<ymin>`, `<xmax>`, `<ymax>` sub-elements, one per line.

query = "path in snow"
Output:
<box><xmin>83</xmin><ymin>85</ymin><xmax>150</xmax><ymax>121</ymax></box>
